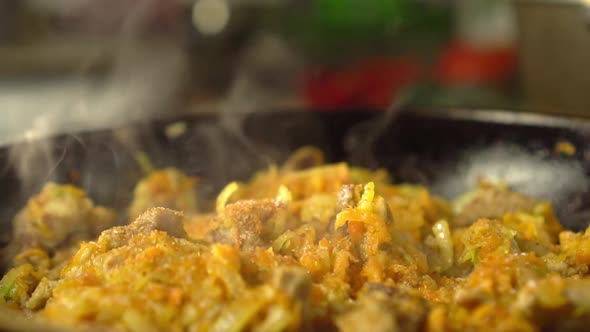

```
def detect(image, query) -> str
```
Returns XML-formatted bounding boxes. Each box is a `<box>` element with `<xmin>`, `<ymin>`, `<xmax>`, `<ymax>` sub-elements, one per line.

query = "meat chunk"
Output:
<box><xmin>6</xmin><ymin>183</ymin><xmax>116</xmax><ymax>262</ymax></box>
<box><xmin>134</xmin><ymin>207</ymin><xmax>187</xmax><ymax>238</ymax></box>
<box><xmin>220</xmin><ymin>199</ymin><xmax>283</xmax><ymax>250</ymax></box>
<box><xmin>98</xmin><ymin>208</ymin><xmax>186</xmax><ymax>250</ymax></box>
<box><xmin>454</xmin><ymin>185</ymin><xmax>537</xmax><ymax>226</ymax></box>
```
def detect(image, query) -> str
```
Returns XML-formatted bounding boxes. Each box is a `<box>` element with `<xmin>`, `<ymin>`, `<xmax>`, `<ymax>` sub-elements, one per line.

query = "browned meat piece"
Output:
<box><xmin>4</xmin><ymin>183</ymin><xmax>116</xmax><ymax>266</ymax></box>
<box><xmin>133</xmin><ymin>207</ymin><xmax>187</xmax><ymax>238</ymax></box>
<box><xmin>454</xmin><ymin>186</ymin><xmax>537</xmax><ymax>226</ymax></box>
<box><xmin>97</xmin><ymin>207</ymin><xmax>186</xmax><ymax>250</ymax></box>
<box><xmin>220</xmin><ymin>199</ymin><xmax>284</xmax><ymax>250</ymax></box>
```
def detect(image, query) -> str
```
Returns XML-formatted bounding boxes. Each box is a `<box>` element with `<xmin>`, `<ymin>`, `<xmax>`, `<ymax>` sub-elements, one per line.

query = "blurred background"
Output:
<box><xmin>1</xmin><ymin>0</ymin><xmax>589</xmax><ymax>144</ymax></box>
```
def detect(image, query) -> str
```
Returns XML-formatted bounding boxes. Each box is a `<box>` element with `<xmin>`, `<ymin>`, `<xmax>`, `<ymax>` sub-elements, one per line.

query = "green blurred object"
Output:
<box><xmin>413</xmin><ymin>85</ymin><xmax>521</xmax><ymax>111</ymax></box>
<box><xmin>314</xmin><ymin>0</ymin><xmax>406</xmax><ymax>36</ymax></box>
<box><xmin>274</xmin><ymin>0</ymin><xmax>452</xmax><ymax>63</ymax></box>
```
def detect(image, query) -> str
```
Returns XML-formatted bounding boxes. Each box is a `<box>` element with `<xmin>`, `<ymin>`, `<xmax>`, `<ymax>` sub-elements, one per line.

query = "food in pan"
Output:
<box><xmin>1</xmin><ymin>146</ymin><xmax>590</xmax><ymax>332</ymax></box>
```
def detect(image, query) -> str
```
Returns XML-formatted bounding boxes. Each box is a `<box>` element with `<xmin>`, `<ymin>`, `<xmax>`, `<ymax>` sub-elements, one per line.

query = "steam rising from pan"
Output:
<box><xmin>344</xmin><ymin>86</ymin><xmax>418</xmax><ymax>168</ymax></box>
<box><xmin>215</xmin><ymin>33</ymin><xmax>304</xmax><ymax>166</ymax></box>
<box><xmin>6</xmin><ymin>1</ymin><xmax>188</xmax><ymax>197</ymax></box>
<box><xmin>5</xmin><ymin>0</ymin><xmax>409</xmax><ymax>217</ymax></box>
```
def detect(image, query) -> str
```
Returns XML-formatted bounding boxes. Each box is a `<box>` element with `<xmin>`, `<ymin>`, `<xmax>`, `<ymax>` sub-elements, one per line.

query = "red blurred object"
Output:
<box><xmin>435</xmin><ymin>41</ymin><xmax>517</xmax><ymax>85</ymax></box>
<box><xmin>303</xmin><ymin>57</ymin><xmax>423</xmax><ymax>109</ymax></box>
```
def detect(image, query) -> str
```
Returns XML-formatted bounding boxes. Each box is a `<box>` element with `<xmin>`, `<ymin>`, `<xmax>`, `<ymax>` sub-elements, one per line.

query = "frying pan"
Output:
<box><xmin>1</xmin><ymin>108</ymin><xmax>590</xmax><ymax>237</ymax></box>
<box><xmin>1</xmin><ymin>108</ymin><xmax>590</xmax><ymax>331</ymax></box>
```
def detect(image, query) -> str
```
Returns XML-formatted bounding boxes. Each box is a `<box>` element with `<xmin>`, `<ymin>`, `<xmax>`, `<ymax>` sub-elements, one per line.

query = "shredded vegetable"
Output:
<box><xmin>2</xmin><ymin>146</ymin><xmax>590</xmax><ymax>332</ymax></box>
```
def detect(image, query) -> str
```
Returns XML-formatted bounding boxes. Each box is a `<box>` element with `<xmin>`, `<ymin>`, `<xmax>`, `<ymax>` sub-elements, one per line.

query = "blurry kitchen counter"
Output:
<box><xmin>0</xmin><ymin>39</ymin><xmax>189</xmax><ymax>145</ymax></box>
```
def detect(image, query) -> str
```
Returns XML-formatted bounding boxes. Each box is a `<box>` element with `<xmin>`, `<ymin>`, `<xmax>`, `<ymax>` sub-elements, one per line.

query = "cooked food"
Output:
<box><xmin>555</xmin><ymin>140</ymin><xmax>576</xmax><ymax>156</ymax></box>
<box><xmin>1</xmin><ymin>147</ymin><xmax>590</xmax><ymax>332</ymax></box>
<box><xmin>128</xmin><ymin>168</ymin><xmax>198</xmax><ymax>221</ymax></box>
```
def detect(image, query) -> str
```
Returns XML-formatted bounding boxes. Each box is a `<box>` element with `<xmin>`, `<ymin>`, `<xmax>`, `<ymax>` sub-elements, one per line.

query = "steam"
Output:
<box><xmin>5</xmin><ymin>0</ymin><xmax>399</xmax><ymax>216</ymax></box>
<box><xmin>215</xmin><ymin>33</ymin><xmax>304</xmax><ymax>166</ymax></box>
<box><xmin>344</xmin><ymin>86</ymin><xmax>418</xmax><ymax>168</ymax></box>
<box><xmin>5</xmin><ymin>0</ymin><xmax>310</xmax><ymax>214</ymax></box>
<box><xmin>6</xmin><ymin>1</ymin><xmax>188</xmax><ymax>197</ymax></box>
